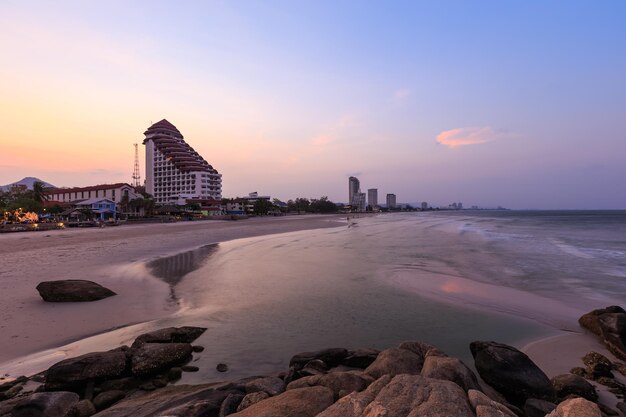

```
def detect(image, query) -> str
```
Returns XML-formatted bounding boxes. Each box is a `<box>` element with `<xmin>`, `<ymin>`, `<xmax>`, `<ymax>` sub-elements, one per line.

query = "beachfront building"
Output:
<box><xmin>75</xmin><ymin>198</ymin><xmax>117</xmax><ymax>220</ymax></box>
<box><xmin>367</xmin><ymin>188</ymin><xmax>378</xmax><ymax>208</ymax></box>
<box><xmin>143</xmin><ymin>119</ymin><xmax>222</xmax><ymax>206</ymax></box>
<box><xmin>348</xmin><ymin>176</ymin><xmax>366</xmax><ymax>212</ymax></box>
<box><xmin>386</xmin><ymin>193</ymin><xmax>397</xmax><ymax>209</ymax></box>
<box><xmin>47</xmin><ymin>183</ymin><xmax>142</xmax><ymax>204</ymax></box>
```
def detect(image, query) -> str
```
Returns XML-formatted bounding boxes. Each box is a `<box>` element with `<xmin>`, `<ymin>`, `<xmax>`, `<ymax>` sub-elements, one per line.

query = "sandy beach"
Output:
<box><xmin>0</xmin><ymin>215</ymin><xmax>345</xmax><ymax>366</ymax></box>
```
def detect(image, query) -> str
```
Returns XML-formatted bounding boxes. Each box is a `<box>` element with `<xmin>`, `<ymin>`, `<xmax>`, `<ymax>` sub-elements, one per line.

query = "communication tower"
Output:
<box><xmin>132</xmin><ymin>143</ymin><xmax>141</xmax><ymax>187</ymax></box>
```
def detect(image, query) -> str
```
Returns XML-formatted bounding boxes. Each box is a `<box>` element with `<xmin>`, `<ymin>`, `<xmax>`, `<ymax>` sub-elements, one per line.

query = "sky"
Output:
<box><xmin>1</xmin><ymin>1</ymin><xmax>625</xmax><ymax>209</ymax></box>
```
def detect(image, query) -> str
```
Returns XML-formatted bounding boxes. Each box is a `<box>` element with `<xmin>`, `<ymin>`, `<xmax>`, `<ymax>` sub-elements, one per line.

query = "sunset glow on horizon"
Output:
<box><xmin>1</xmin><ymin>1</ymin><xmax>625</xmax><ymax>209</ymax></box>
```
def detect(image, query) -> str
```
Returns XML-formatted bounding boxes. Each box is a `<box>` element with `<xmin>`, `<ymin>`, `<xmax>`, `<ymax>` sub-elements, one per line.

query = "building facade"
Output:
<box><xmin>348</xmin><ymin>176</ymin><xmax>365</xmax><ymax>212</ymax></box>
<box><xmin>143</xmin><ymin>119</ymin><xmax>222</xmax><ymax>205</ymax></box>
<box><xmin>47</xmin><ymin>183</ymin><xmax>142</xmax><ymax>203</ymax></box>
<box><xmin>386</xmin><ymin>193</ymin><xmax>397</xmax><ymax>209</ymax></box>
<box><xmin>367</xmin><ymin>188</ymin><xmax>378</xmax><ymax>207</ymax></box>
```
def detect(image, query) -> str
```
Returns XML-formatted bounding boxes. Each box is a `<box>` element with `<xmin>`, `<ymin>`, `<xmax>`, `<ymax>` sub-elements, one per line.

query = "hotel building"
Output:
<box><xmin>386</xmin><ymin>193</ymin><xmax>397</xmax><ymax>209</ymax></box>
<box><xmin>143</xmin><ymin>119</ymin><xmax>222</xmax><ymax>205</ymax></box>
<box><xmin>367</xmin><ymin>188</ymin><xmax>378</xmax><ymax>208</ymax></box>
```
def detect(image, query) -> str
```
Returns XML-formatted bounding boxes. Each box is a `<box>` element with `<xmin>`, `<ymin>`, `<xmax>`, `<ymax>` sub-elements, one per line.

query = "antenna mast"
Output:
<box><xmin>132</xmin><ymin>143</ymin><xmax>141</xmax><ymax>187</ymax></box>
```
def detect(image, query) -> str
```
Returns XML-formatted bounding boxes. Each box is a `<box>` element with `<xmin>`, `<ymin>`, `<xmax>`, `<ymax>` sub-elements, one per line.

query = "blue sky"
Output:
<box><xmin>1</xmin><ymin>1</ymin><xmax>625</xmax><ymax>208</ymax></box>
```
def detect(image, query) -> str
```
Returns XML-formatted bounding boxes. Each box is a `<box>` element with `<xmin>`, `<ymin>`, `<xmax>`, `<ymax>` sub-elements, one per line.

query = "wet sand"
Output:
<box><xmin>0</xmin><ymin>215</ymin><xmax>345</xmax><ymax>366</ymax></box>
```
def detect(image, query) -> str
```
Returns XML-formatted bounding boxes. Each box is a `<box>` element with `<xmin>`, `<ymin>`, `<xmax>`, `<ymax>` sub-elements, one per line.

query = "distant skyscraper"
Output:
<box><xmin>421</xmin><ymin>201</ymin><xmax>428</xmax><ymax>210</ymax></box>
<box><xmin>367</xmin><ymin>188</ymin><xmax>378</xmax><ymax>207</ymax></box>
<box><xmin>143</xmin><ymin>119</ymin><xmax>222</xmax><ymax>205</ymax></box>
<box><xmin>386</xmin><ymin>193</ymin><xmax>396</xmax><ymax>209</ymax></box>
<box><xmin>348</xmin><ymin>176</ymin><xmax>366</xmax><ymax>212</ymax></box>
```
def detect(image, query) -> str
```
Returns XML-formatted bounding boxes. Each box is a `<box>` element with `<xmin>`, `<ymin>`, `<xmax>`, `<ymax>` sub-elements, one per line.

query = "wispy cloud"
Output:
<box><xmin>309</xmin><ymin>114</ymin><xmax>357</xmax><ymax>148</ymax></box>
<box><xmin>392</xmin><ymin>88</ymin><xmax>411</xmax><ymax>101</ymax></box>
<box><xmin>436</xmin><ymin>127</ymin><xmax>507</xmax><ymax>149</ymax></box>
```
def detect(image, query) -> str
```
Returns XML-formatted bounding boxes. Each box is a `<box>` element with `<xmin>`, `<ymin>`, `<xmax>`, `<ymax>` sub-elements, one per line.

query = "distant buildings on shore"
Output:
<box><xmin>386</xmin><ymin>193</ymin><xmax>396</xmax><ymax>209</ymax></box>
<box><xmin>348</xmin><ymin>176</ymin><xmax>366</xmax><ymax>212</ymax></box>
<box><xmin>143</xmin><ymin>119</ymin><xmax>222</xmax><ymax>206</ymax></box>
<box><xmin>367</xmin><ymin>188</ymin><xmax>378</xmax><ymax>207</ymax></box>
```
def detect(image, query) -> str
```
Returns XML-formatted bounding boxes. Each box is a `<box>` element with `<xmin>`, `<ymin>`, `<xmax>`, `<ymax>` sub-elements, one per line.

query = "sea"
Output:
<box><xmin>6</xmin><ymin>210</ymin><xmax>626</xmax><ymax>381</ymax></box>
<box><xmin>142</xmin><ymin>210</ymin><xmax>626</xmax><ymax>382</ymax></box>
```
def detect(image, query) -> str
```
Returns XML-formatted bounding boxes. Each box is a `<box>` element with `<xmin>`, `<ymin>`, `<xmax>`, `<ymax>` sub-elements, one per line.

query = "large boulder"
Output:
<box><xmin>236</xmin><ymin>392</ymin><xmax>270</xmax><ymax>412</ymax></box>
<box><xmin>524</xmin><ymin>398</ymin><xmax>557</xmax><ymax>417</ymax></box>
<box><xmin>244</xmin><ymin>376</ymin><xmax>285</xmax><ymax>396</ymax></box>
<box><xmin>289</xmin><ymin>348</ymin><xmax>348</xmax><ymax>371</ymax></box>
<box><xmin>36</xmin><ymin>280</ymin><xmax>116</xmax><ymax>302</ymax></box>
<box><xmin>579</xmin><ymin>306</ymin><xmax>626</xmax><ymax>360</ymax></box>
<box><xmin>470</xmin><ymin>341</ymin><xmax>555</xmax><ymax>405</ymax></box>
<box><xmin>582</xmin><ymin>351</ymin><xmax>613</xmax><ymax>379</ymax></box>
<box><xmin>229</xmin><ymin>386</ymin><xmax>334</xmax><ymax>417</ymax></box>
<box><xmin>341</xmin><ymin>348</ymin><xmax>380</xmax><ymax>369</ymax></box>
<box><xmin>316</xmin><ymin>375</ymin><xmax>392</xmax><ymax>417</ymax></box>
<box><xmin>545</xmin><ymin>397</ymin><xmax>602</xmax><ymax>417</ymax></box>
<box><xmin>364</xmin><ymin>348</ymin><xmax>423</xmax><ymax>378</ymax></box>
<box><xmin>551</xmin><ymin>373</ymin><xmax>598</xmax><ymax>402</ymax></box>
<box><xmin>130</xmin><ymin>343</ymin><xmax>193</xmax><ymax>376</ymax></box>
<box><xmin>12</xmin><ymin>392</ymin><xmax>80</xmax><ymax>417</ymax></box>
<box><xmin>131</xmin><ymin>327</ymin><xmax>206</xmax><ymax>348</ymax></box>
<box><xmin>398</xmin><ymin>341</ymin><xmax>447</xmax><ymax>358</ymax></box>
<box><xmin>421</xmin><ymin>355</ymin><xmax>481</xmax><ymax>392</ymax></box>
<box><xmin>286</xmin><ymin>372</ymin><xmax>370</xmax><ymax>400</ymax></box>
<box><xmin>45</xmin><ymin>351</ymin><xmax>127</xmax><ymax>390</ymax></box>
<box><xmin>468</xmin><ymin>389</ymin><xmax>516</xmax><ymax>417</ymax></box>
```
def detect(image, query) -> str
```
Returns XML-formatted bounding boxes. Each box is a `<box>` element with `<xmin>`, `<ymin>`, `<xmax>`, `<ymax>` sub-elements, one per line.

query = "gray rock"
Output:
<box><xmin>398</xmin><ymin>340</ymin><xmax>447</xmax><ymax>358</ymax></box>
<box><xmin>582</xmin><ymin>351</ymin><xmax>613</xmax><ymax>379</ymax></box>
<box><xmin>73</xmin><ymin>399</ymin><xmax>96</xmax><ymax>417</ymax></box>
<box><xmin>579</xmin><ymin>306</ymin><xmax>625</xmax><ymax>336</ymax></box>
<box><xmin>36</xmin><ymin>280</ymin><xmax>116</xmax><ymax>302</ymax></box>
<box><xmin>218</xmin><ymin>393</ymin><xmax>244</xmax><ymax>417</ymax></box>
<box><xmin>468</xmin><ymin>389</ymin><xmax>517</xmax><ymax>417</ymax></box>
<box><xmin>244</xmin><ymin>377</ymin><xmax>285</xmax><ymax>396</ymax></box>
<box><xmin>181</xmin><ymin>365</ymin><xmax>199</xmax><ymax>372</ymax></box>
<box><xmin>230</xmin><ymin>386</ymin><xmax>334</xmax><ymax>417</ymax></box>
<box><xmin>130</xmin><ymin>327</ymin><xmax>206</xmax><ymax>348</ymax></box>
<box><xmin>300</xmin><ymin>359</ymin><xmax>328</xmax><ymax>376</ymax></box>
<box><xmin>289</xmin><ymin>348</ymin><xmax>348</xmax><ymax>371</ymax></box>
<box><xmin>316</xmin><ymin>375</ymin><xmax>393</xmax><ymax>417</ymax></box>
<box><xmin>470</xmin><ymin>340</ymin><xmax>555</xmax><ymax>405</ymax></box>
<box><xmin>341</xmin><ymin>348</ymin><xmax>380</xmax><ymax>369</ymax></box>
<box><xmin>236</xmin><ymin>391</ymin><xmax>269</xmax><ymax>411</ymax></box>
<box><xmin>616</xmin><ymin>402</ymin><xmax>626</xmax><ymax>414</ymax></box>
<box><xmin>98</xmin><ymin>377</ymin><xmax>139</xmax><ymax>392</ymax></box>
<box><xmin>167</xmin><ymin>367</ymin><xmax>183</xmax><ymax>381</ymax></box>
<box><xmin>598</xmin><ymin>313</ymin><xmax>626</xmax><ymax>360</ymax></box>
<box><xmin>551</xmin><ymin>373</ymin><xmax>598</xmax><ymax>401</ymax></box>
<box><xmin>545</xmin><ymin>397</ymin><xmax>602</xmax><ymax>417</ymax></box>
<box><xmin>92</xmin><ymin>390</ymin><xmax>126</xmax><ymax>410</ymax></box>
<box><xmin>130</xmin><ymin>343</ymin><xmax>192</xmax><ymax>376</ymax></box>
<box><xmin>216</xmin><ymin>363</ymin><xmax>228</xmax><ymax>372</ymax></box>
<box><xmin>524</xmin><ymin>398</ymin><xmax>557</xmax><ymax>417</ymax></box>
<box><xmin>45</xmin><ymin>351</ymin><xmax>127</xmax><ymax>390</ymax></box>
<box><xmin>286</xmin><ymin>372</ymin><xmax>369</xmax><ymax>400</ymax></box>
<box><xmin>364</xmin><ymin>348</ymin><xmax>423</xmax><ymax>378</ymax></box>
<box><xmin>12</xmin><ymin>391</ymin><xmax>80</xmax><ymax>417</ymax></box>
<box><xmin>421</xmin><ymin>355</ymin><xmax>481</xmax><ymax>392</ymax></box>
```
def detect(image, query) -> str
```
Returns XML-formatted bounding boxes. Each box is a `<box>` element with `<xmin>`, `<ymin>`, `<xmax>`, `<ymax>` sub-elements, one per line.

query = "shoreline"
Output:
<box><xmin>0</xmin><ymin>214</ymin><xmax>346</xmax><ymax>368</ymax></box>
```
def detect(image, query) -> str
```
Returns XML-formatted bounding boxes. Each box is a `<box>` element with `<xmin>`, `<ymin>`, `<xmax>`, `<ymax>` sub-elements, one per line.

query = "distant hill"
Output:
<box><xmin>0</xmin><ymin>177</ymin><xmax>56</xmax><ymax>192</ymax></box>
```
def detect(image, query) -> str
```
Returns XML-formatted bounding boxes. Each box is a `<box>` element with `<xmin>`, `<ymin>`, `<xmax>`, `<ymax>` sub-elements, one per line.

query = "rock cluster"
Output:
<box><xmin>579</xmin><ymin>305</ymin><xmax>626</xmax><ymax>360</ymax></box>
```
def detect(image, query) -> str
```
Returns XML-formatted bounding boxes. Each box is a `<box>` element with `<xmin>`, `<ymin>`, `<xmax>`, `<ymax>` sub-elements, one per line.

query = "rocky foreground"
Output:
<box><xmin>1</xmin><ymin>306</ymin><xmax>626</xmax><ymax>417</ymax></box>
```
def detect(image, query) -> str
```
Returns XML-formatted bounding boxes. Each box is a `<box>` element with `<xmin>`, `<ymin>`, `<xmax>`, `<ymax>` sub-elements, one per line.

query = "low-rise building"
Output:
<box><xmin>46</xmin><ymin>183</ymin><xmax>142</xmax><ymax>204</ymax></box>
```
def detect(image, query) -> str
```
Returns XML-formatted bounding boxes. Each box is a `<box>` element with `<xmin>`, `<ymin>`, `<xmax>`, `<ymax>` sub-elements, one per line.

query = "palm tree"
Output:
<box><xmin>32</xmin><ymin>181</ymin><xmax>49</xmax><ymax>203</ymax></box>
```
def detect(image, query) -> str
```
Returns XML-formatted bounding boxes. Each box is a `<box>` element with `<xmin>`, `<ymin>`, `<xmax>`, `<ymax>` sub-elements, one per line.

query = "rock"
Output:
<box><xmin>217</xmin><ymin>363</ymin><xmax>229</xmax><ymax>372</ymax></box>
<box><xmin>230</xmin><ymin>386</ymin><xmax>333</xmax><ymax>417</ymax></box>
<box><xmin>92</xmin><ymin>384</ymin><xmax>237</xmax><ymax>417</ymax></box>
<box><xmin>289</xmin><ymin>348</ymin><xmax>348</xmax><ymax>371</ymax></box>
<box><xmin>300</xmin><ymin>359</ymin><xmax>328</xmax><ymax>375</ymax></box>
<box><xmin>545</xmin><ymin>397</ymin><xmax>602</xmax><ymax>417</ymax></box>
<box><xmin>579</xmin><ymin>306</ymin><xmax>625</xmax><ymax>335</ymax></box>
<box><xmin>72</xmin><ymin>399</ymin><xmax>96</xmax><ymax>417</ymax></box>
<box><xmin>192</xmin><ymin>345</ymin><xmax>204</xmax><ymax>352</ymax></box>
<box><xmin>244</xmin><ymin>377</ymin><xmax>285</xmax><ymax>396</ymax></box>
<box><xmin>218</xmin><ymin>393</ymin><xmax>244</xmax><ymax>416</ymax></box>
<box><xmin>468</xmin><ymin>389</ymin><xmax>517</xmax><ymax>417</ymax></box>
<box><xmin>45</xmin><ymin>351</ymin><xmax>127</xmax><ymax>390</ymax></box>
<box><xmin>616</xmin><ymin>402</ymin><xmax>626</xmax><ymax>413</ymax></box>
<box><xmin>598</xmin><ymin>313</ymin><xmax>626</xmax><ymax>360</ymax></box>
<box><xmin>364</xmin><ymin>347</ymin><xmax>423</xmax><ymax>378</ymax></box>
<box><xmin>130</xmin><ymin>326</ymin><xmax>206</xmax><ymax>347</ymax></box>
<box><xmin>398</xmin><ymin>340</ymin><xmax>447</xmax><ymax>358</ymax></box>
<box><xmin>167</xmin><ymin>367</ymin><xmax>183</xmax><ymax>381</ymax></box>
<box><xmin>524</xmin><ymin>398</ymin><xmax>557</xmax><ymax>417</ymax></box>
<box><xmin>421</xmin><ymin>355</ymin><xmax>481</xmax><ymax>392</ymax></box>
<box><xmin>181</xmin><ymin>365</ymin><xmax>199</xmax><ymax>372</ymax></box>
<box><xmin>92</xmin><ymin>390</ymin><xmax>126</xmax><ymax>410</ymax></box>
<box><xmin>475</xmin><ymin>404</ymin><xmax>515</xmax><ymax>417</ymax></box>
<box><xmin>0</xmin><ymin>376</ymin><xmax>27</xmax><ymax>392</ymax></box>
<box><xmin>130</xmin><ymin>343</ymin><xmax>192</xmax><ymax>376</ymax></box>
<box><xmin>320</xmin><ymin>374</ymin><xmax>473</xmax><ymax>417</ymax></box>
<box><xmin>598</xmin><ymin>402</ymin><xmax>619</xmax><ymax>416</ymax></box>
<box><xmin>236</xmin><ymin>391</ymin><xmax>270</xmax><ymax>411</ymax></box>
<box><xmin>470</xmin><ymin>341</ymin><xmax>555</xmax><ymax>405</ymax></box>
<box><xmin>12</xmin><ymin>392</ymin><xmax>80</xmax><ymax>417</ymax></box>
<box><xmin>97</xmin><ymin>377</ymin><xmax>139</xmax><ymax>392</ymax></box>
<box><xmin>551</xmin><ymin>373</ymin><xmax>598</xmax><ymax>401</ymax></box>
<box><xmin>2</xmin><ymin>384</ymin><xmax>22</xmax><ymax>399</ymax></box>
<box><xmin>316</xmin><ymin>375</ymin><xmax>392</xmax><ymax>417</ymax></box>
<box><xmin>152</xmin><ymin>376</ymin><xmax>168</xmax><ymax>388</ymax></box>
<box><xmin>341</xmin><ymin>348</ymin><xmax>380</xmax><ymax>369</ymax></box>
<box><xmin>36</xmin><ymin>280</ymin><xmax>116</xmax><ymax>302</ymax></box>
<box><xmin>582</xmin><ymin>351</ymin><xmax>613</xmax><ymax>379</ymax></box>
<box><xmin>286</xmin><ymin>372</ymin><xmax>369</xmax><ymax>400</ymax></box>
<box><xmin>570</xmin><ymin>367</ymin><xmax>587</xmax><ymax>377</ymax></box>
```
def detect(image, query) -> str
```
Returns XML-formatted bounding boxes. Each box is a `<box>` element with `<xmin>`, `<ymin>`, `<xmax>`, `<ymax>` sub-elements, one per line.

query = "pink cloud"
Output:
<box><xmin>436</xmin><ymin>127</ymin><xmax>503</xmax><ymax>148</ymax></box>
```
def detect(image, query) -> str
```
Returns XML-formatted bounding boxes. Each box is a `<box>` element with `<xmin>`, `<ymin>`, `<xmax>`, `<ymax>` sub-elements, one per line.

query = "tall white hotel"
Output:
<box><xmin>143</xmin><ymin>119</ymin><xmax>222</xmax><ymax>205</ymax></box>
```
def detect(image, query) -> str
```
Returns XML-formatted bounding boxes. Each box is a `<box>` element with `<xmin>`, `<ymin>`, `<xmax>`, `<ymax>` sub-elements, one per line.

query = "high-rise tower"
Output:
<box><xmin>143</xmin><ymin>119</ymin><xmax>222</xmax><ymax>205</ymax></box>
